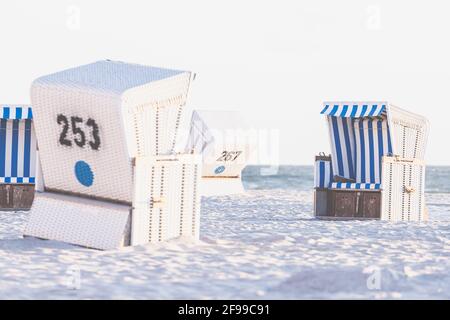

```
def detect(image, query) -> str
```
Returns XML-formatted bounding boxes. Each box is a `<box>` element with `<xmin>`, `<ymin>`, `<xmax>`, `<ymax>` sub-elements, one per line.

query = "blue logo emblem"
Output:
<box><xmin>214</xmin><ymin>166</ymin><xmax>225</xmax><ymax>175</ymax></box>
<box><xmin>74</xmin><ymin>161</ymin><xmax>94</xmax><ymax>187</ymax></box>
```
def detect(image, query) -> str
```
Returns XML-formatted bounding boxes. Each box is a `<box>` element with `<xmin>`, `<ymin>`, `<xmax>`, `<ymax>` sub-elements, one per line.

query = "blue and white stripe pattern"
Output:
<box><xmin>314</xmin><ymin>159</ymin><xmax>333</xmax><ymax>189</ymax></box>
<box><xmin>331</xmin><ymin>182</ymin><xmax>381</xmax><ymax>190</ymax></box>
<box><xmin>1</xmin><ymin>105</ymin><xmax>33</xmax><ymax>120</ymax></box>
<box><xmin>322</xmin><ymin>102</ymin><xmax>392</xmax><ymax>191</ymax></box>
<box><xmin>354</xmin><ymin>118</ymin><xmax>393</xmax><ymax>184</ymax></box>
<box><xmin>0</xmin><ymin>177</ymin><xmax>35</xmax><ymax>183</ymax></box>
<box><xmin>327</xmin><ymin>117</ymin><xmax>356</xmax><ymax>180</ymax></box>
<box><xmin>321</xmin><ymin>102</ymin><xmax>387</xmax><ymax>118</ymax></box>
<box><xmin>0</xmin><ymin>106</ymin><xmax>36</xmax><ymax>184</ymax></box>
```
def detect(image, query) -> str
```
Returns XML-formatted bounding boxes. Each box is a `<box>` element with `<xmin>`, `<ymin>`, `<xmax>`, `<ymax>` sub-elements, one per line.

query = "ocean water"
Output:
<box><xmin>242</xmin><ymin>165</ymin><xmax>450</xmax><ymax>193</ymax></box>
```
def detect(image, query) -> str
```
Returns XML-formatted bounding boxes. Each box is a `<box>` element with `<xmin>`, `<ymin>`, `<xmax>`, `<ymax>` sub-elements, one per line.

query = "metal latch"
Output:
<box><xmin>404</xmin><ymin>186</ymin><xmax>416</xmax><ymax>193</ymax></box>
<box><xmin>152</xmin><ymin>197</ymin><xmax>166</xmax><ymax>209</ymax></box>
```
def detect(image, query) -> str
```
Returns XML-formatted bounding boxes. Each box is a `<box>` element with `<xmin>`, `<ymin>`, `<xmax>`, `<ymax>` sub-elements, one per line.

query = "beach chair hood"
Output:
<box><xmin>186</xmin><ymin>110</ymin><xmax>255</xmax><ymax>177</ymax></box>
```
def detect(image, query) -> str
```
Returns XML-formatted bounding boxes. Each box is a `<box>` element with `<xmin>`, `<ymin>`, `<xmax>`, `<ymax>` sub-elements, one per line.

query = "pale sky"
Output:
<box><xmin>1</xmin><ymin>0</ymin><xmax>449</xmax><ymax>165</ymax></box>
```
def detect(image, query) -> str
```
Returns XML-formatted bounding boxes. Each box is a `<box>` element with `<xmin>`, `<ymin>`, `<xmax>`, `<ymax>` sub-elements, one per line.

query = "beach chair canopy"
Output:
<box><xmin>187</xmin><ymin>110</ymin><xmax>251</xmax><ymax>153</ymax></box>
<box><xmin>321</xmin><ymin>102</ymin><xmax>393</xmax><ymax>190</ymax></box>
<box><xmin>31</xmin><ymin>60</ymin><xmax>193</xmax><ymax>203</ymax></box>
<box><xmin>0</xmin><ymin>105</ymin><xmax>36</xmax><ymax>184</ymax></box>
<box><xmin>320</xmin><ymin>103</ymin><xmax>386</xmax><ymax>118</ymax></box>
<box><xmin>320</xmin><ymin>102</ymin><xmax>429</xmax><ymax>191</ymax></box>
<box><xmin>186</xmin><ymin>110</ymin><xmax>255</xmax><ymax>177</ymax></box>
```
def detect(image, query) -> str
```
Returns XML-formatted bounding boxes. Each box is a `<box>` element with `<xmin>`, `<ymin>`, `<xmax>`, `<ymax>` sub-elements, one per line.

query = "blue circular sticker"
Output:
<box><xmin>214</xmin><ymin>166</ymin><xmax>225</xmax><ymax>175</ymax></box>
<box><xmin>74</xmin><ymin>161</ymin><xmax>94</xmax><ymax>187</ymax></box>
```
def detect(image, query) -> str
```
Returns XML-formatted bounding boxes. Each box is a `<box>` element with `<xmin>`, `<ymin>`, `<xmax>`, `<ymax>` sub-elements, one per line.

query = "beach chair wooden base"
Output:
<box><xmin>315</xmin><ymin>189</ymin><xmax>381</xmax><ymax>219</ymax></box>
<box><xmin>0</xmin><ymin>184</ymin><xmax>35</xmax><ymax>211</ymax></box>
<box><xmin>314</xmin><ymin>189</ymin><xmax>329</xmax><ymax>217</ymax></box>
<box><xmin>331</xmin><ymin>190</ymin><xmax>381</xmax><ymax>219</ymax></box>
<box><xmin>315</xmin><ymin>216</ymin><xmax>380</xmax><ymax>221</ymax></box>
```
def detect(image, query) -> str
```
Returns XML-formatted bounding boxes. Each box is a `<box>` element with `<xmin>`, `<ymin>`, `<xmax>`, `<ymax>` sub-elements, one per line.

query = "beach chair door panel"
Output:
<box><xmin>381</xmin><ymin>158</ymin><xmax>426</xmax><ymax>221</ymax></box>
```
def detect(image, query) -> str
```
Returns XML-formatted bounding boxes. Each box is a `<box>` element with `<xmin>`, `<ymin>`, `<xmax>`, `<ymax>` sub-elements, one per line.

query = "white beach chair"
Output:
<box><xmin>24</xmin><ymin>60</ymin><xmax>202</xmax><ymax>250</ymax></box>
<box><xmin>314</xmin><ymin>102</ymin><xmax>429</xmax><ymax>221</ymax></box>
<box><xmin>0</xmin><ymin>105</ymin><xmax>37</xmax><ymax>210</ymax></box>
<box><xmin>186</xmin><ymin>110</ymin><xmax>255</xmax><ymax>196</ymax></box>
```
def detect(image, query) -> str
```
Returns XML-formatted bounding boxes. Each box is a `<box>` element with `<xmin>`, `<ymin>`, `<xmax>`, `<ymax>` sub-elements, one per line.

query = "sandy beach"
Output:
<box><xmin>1</xmin><ymin>188</ymin><xmax>448</xmax><ymax>299</ymax></box>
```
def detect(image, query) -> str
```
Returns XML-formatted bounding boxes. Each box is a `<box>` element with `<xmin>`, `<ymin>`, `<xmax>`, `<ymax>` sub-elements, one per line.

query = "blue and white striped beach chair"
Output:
<box><xmin>0</xmin><ymin>105</ymin><xmax>37</xmax><ymax>210</ymax></box>
<box><xmin>314</xmin><ymin>102</ymin><xmax>429</xmax><ymax>221</ymax></box>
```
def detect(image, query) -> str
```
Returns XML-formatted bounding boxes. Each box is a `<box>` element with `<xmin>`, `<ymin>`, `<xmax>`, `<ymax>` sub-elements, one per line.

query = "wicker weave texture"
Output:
<box><xmin>31</xmin><ymin>86</ymin><xmax>133</xmax><ymax>202</ymax></box>
<box><xmin>122</xmin><ymin>71</ymin><xmax>192</xmax><ymax>157</ymax></box>
<box><xmin>388</xmin><ymin>105</ymin><xmax>429</xmax><ymax>160</ymax></box>
<box><xmin>131</xmin><ymin>154</ymin><xmax>202</xmax><ymax>245</ymax></box>
<box><xmin>32</xmin><ymin>60</ymin><xmax>186</xmax><ymax>94</ymax></box>
<box><xmin>24</xmin><ymin>192</ymin><xmax>131</xmax><ymax>250</ymax></box>
<box><xmin>30</xmin><ymin>61</ymin><xmax>192</xmax><ymax>203</ymax></box>
<box><xmin>381</xmin><ymin>158</ymin><xmax>426</xmax><ymax>221</ymax></box>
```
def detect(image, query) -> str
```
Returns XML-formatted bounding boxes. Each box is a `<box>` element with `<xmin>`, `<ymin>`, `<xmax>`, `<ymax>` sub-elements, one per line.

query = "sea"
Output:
<box><xmin>242</xmin><ymin>165</ymin><xmax>450</xmax><ymax>193</ymax></box>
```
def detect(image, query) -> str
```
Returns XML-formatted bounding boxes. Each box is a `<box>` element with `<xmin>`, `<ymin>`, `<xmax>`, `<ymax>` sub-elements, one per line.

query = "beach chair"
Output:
<box><xmin>24</xmin><ymin>60</ymin><xmax>202</xmax><ymax>250</ymax></box>
<box><xmin>314</xmin><ymin>102</ymin><xmax>429</xmax><ymax>221</ymax></box>
<box><xmin>186</xmin><ymin>110</ymin><xmax>255</xmax><ymax>196</ymax></box>
<box><xmin>0</xmin><ymin>105</ymin><xmax>37</xmax><ymax>210</ymax></box>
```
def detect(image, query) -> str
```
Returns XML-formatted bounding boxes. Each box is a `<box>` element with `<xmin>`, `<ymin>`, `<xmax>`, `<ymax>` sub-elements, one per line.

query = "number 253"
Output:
<box><xmin>57</xmin><ymin>114</ymin><xmax>101</xmax><ymax>151</ymax></box>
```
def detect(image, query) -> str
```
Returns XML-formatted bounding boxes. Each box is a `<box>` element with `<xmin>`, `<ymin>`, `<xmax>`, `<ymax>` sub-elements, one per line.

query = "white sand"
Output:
<box><xmin>0</xmin><ymin>190</ymin><xmax>449</xmax><ymax>299</ymax></box>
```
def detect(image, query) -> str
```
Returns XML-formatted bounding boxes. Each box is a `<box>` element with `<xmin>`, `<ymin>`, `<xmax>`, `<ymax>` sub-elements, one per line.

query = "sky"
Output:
<box><xmin>0</xmin><ymin>0</ymin><xmax>449</xmax><ymax>165</ymax></box>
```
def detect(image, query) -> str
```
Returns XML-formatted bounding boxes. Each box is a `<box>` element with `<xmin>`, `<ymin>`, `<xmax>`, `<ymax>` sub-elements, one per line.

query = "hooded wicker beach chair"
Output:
<box><xmin>24</xmin><ymin>60</ymin><xmax>202</xmax><ymax>250</ymax></box>
<box><xmin>314</xmin><ymin>102</ymin><xmax>429</xmax><ymax>221</ymax></box>
<box><xmin>186</xmin><ymin>110</ymin><xmax>255</xmax><ymax>196</ymax></box>
<box><xmin>0</xmin><ymin>105</ymin><xmax>37</xmax><ymax>210</ymax></box>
